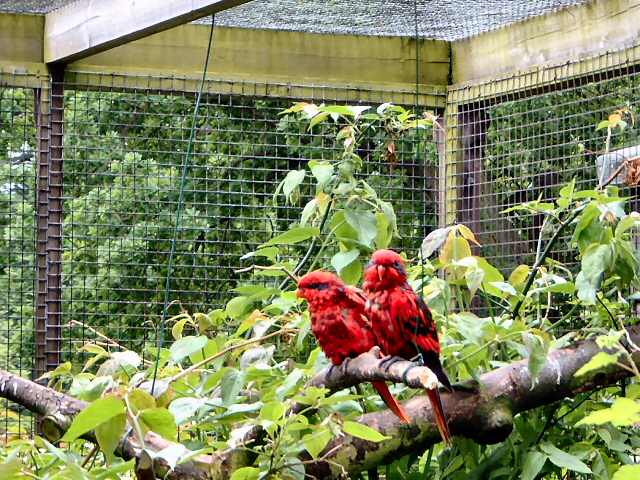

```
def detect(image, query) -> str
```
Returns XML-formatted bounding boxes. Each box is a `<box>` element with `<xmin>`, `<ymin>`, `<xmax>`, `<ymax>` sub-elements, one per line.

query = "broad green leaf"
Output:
<box><xmin>421</xmin><ymin>227</ymin><xmax>453</xmax><ymax>258</ymax></box>
<box><xmin>540</xmin><ymin>443</ymin><xmax>591</xmax><ymax>474</ymax></box>
<box><xmin>170</xmin><ymin>335</ymin><xmax>208</xmax><ymax>363</ymax></box>
<box><xmin>343</xmin><ymin>421</ymin><xmax>389</xmax><ymax>442</ymax></box>
<box><xmin>169</xmin><ymin>397</ymin><xmax>206</xmax><ymax>425</ymax></box>
<box><xmin>345</xmin><ymin>210</ymin><xmax>378</xmax><ymax>247</ymax></box>
<box><xmin>308</xmin><ymin>111</ymin><xmax>330</xmax><ymax>129</ymax></box>
<box><xmin>61</xmin><ymin>396</ymin><xmax>125</xmax><ymax>442</ymax></box>
<box><xmin>331</xmin><ymin>249</ymin><xmax>359</xmax><ymax>276</ymax></box>
<box><xmin>303</xmin><ymin>428</ymin><xmax>332</xmax><ymax>459</ymax></box>
<box><xmin>226</xmin><ymin>296</ymin><xmax>252</xmax><ymax>320</ymax></box>
<box><xmin>139</xmin><ymin>408</ymin><xmax>177</xmax><ymax>441</ymax></box>
<box><xmin>489</xmin><ymin>281</ymin><xmax>518</xmax><ymax>297</ymax></box>
<box><xmin>260</xmin><ymin>401</ymin><xmax>286</xmax><ymax>422</ymax></box>
<box><xmin>282</xmin><ymin>170</ymin><xmax>305</xmax><ymax>199</ymax></box>
<box><xmin>96</xmin><ymin>413</ymin><xmax>126</xmax><ymax>463</ymax></box>
<box><xmin>128</xmin><ymin>389</ymin><xmax>156</xmax><ymax>414</ymax></box>
<box><xmin>340</xmin><ymin>258</ymin><xmax>363</xmax><ymax>285</ymax></box>
<box><xmin>576</xmin><ymin>244</ymin><xmax>613</xmax><ymax>304</ymax></box>
<box><xmin>300</xmin><ymin>198</ymin><xmax>318</xmax><ymax>226</ymax></box>
<box><xmin>0</xmin><ymin>459</ymin><xmax>21</xmax><ymax>478</ymax></box>
<box><xmin>221</xmin><ymin>368</ymin><xmax>246</xmax><ymax>406</ymax></box>
<box><xmin>574</xmin><ymin>351</ymin><xmax>621</xmax><ymax>377</ymax></box>
<box><xmin>260</xmin><ymin>227</ymin><xmax>320</xmax><ymax>247</ymax></box>
<box><xmin>457</xmin><ymin>224</ymin><xmax>480</xmax><ymax>245</ymax></box>
<box><xmin>576</xmin><ymin>397</ymin><xmax>640</xmax><ymax>427</ymax></box>
<box><xmin>171</xmin><ymin>317</ymin><xmax>189</xmax><ymax>340</ymax></box>
<box><xmin>509</xmin><ymin>265</ymin><xmax>530</xmax><ymax>287</ymax></box>
<box><xmin>522</xmin><ymin>450</ymin><xmax>547</xmax><ymax>480</ymax></box>
<box><xmin>465</xmin><ymin>266</ymin><xmax>484</xmax><ymax>297</ymax></box>
<box><xmin>309</xmin><ymin>161</ymin><xmax>334</xmax><ymax>189</ymax></box>
<box><xmin>230</xmin><ymin>467</ymin><xmax>260</xmax><ymax>480</ymax></box>
<box><xmin>524</xmin><ymin>333</ymin><xmax>548</xmax><ymax>384</ymax></box>
<box><xmin>613</xmin><ymin>465</ymin><xmax>640</xmax><ymax>480</ymax></box>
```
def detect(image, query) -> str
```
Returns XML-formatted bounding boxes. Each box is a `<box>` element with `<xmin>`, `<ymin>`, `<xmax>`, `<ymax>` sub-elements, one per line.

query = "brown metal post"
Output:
<box><xmin>46</xmin><ymin>67</ymin><xmax>64</xmax><ymax>372</ymax></box>
<box><xmin>34</xmin><ymin>66</ymin><xmax>64</xmax><ymax>378</ymax></box>
<box><xmin>34</xmin><ymin>84</ymin><xmax>49</xmax><ymax>379</ymax></box>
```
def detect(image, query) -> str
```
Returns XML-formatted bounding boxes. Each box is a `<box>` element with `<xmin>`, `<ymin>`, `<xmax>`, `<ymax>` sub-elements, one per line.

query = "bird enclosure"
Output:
<box><xmin>1</xmin><ymin>0</ymin><xmax>640</xmax><ymax>442</ymax></box>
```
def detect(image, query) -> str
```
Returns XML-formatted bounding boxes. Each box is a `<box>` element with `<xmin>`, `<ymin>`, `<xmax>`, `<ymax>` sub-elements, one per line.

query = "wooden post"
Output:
<box><xmin>459</xmin><ymin>104</ymin><xmax>490</xmax><ymax>241</ymax></box>
<box><xmin>434</xmin><ymin>113</ymin><xmax>447</xmax><ymax>229</ymax></box>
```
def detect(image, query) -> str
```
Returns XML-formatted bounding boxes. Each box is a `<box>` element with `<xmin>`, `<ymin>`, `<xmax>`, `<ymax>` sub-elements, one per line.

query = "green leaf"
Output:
<box><xmin>343</xmin><ymin>421</ymin><xmax>389</xmax><ymax>442</ymax></box>
<box><xmin>613</xmin><ymin>465</ymin><xmax>640</xmax><ymax>480</ymax></box>
<box><xmin>575</xmin><ymin>351</ymin><xmax>621</xmax><ymax>377</ymax></box>
<box><xmin>139</xmin><ymin>408</ymin><xmax>177</xmax><ymax>441</ymax></box>
<box><xmin>225</xmin><ymin>296</ymin><xmax>252</xmax><ymax>320</ymax></box>
<box><xmin>524</xmin><ymin>333</ymin><xmax>548</xmax><ymax>384</ymax></box>
<box><xmin>345</xmin><ymin>210</ymin><xmax>378</xmax><ymax>248</ymax></box>
<box><xmin>540</xmin><ymin>442</ymin><xmax>591</xmax><ymax>474</ymax></box>
<box><xmin>303</xmin><ymin>428</ymin><xmax>332</xmax><ymax>459</ymax></box>
<box><xmin>308</xmin><ymin>112</ymin><xmax>330</xmax><ymax>129</ymax></box>
<box><xmin>260</xmin><ymin>227</ymin><xmax>320</xmax><ymax>247</ymax></box>
<box><xmin>169</xmin><ymin>397</ymin><xmax>206</xmax><ymax>425</ymax></box>
<box><xmin>282</xmin><ymin>170</ymin><xmax>306</xmax><ymax>199</ymax></box>
<box><xmin>230</xmin><ymin>467</ymin><xmax>260</xmax><ymax>480</ymax></box>
<box><xmin>577</xmin><ymin>397</ymin><xmax>640</xmax><ymax>427</ymax></box>
<box><xmin>96</xmin><ymin>413</ymin><xmax>126</xmax><ymax>463</ymax></box>
<box><xmin>221</xmin><ymin>368</ymin><xmax>246</xmax><ymax>406</ymax></box>
<box><xmin>597</xmin><ymin>120</ymin><xmax>611</xmax><ymax>131</ymax></box>
<box><xmin>260</xmin><ymin>401</ymin><xmax>286</xmax><ymax>422</ymax></box>
<box><xmin>522</xmin><ymin>450</ymin><xmax>547</xmax><ymax>480</ymax></box>
<box><xmin>300</xmin><ymin>198</ymin><xmax>318</xmax><ymax>226</ymax></box>
<box><xmin>421</xmin><ymin>227</ymin><xmax>453</xmax><ymax>258</ymax></box>
<box><xmin>331</xmin><ymin>249</ymin><xmax>359</xmax><ymax>276</ymax></box>
<box><xmin>576</xmin><ymin>244</ymin><xmax>613</xmax><ymax>304</ymax></box>
<box><xmin>128</xmin><ymin>389</ymin><xmax>156</xmax><ymax>414</ymax></box>
<box><xmin>61</xmin><ymin>396</ymin><xmax>125</xmax><ymax>442</ymax></box>
<box><xmin>170</xmin><ymin>335</ymin><xmax>208</xmax><ymax>363</ymax></box>
<box><xmin>509</xmin><ymin>265</ymin><xmax>530</xmax><ymax>287</ymax></box>
<box><xmin>309</xmin><ymin>161</ymin><xmax>334</xmax><ymax>189</ymax></box>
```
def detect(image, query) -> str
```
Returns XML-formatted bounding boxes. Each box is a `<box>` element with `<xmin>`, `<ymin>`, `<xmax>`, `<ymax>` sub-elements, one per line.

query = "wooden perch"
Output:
<box><xmin>1</xmin><ymin>325</ymin><xmax>639</xmax><ymax>479</ymax></box>
<box><xmin>309</xmin><ymin>346</ymin><xmax>439</xmax><ymax>391</ymax></box>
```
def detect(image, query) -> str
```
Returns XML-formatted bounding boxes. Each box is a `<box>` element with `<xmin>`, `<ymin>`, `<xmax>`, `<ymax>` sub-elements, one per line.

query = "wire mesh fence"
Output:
<box><xmin>0</xmin><ymin>72</ymin><xmax>39</xmax><ymax>439</ymax></box>
<box><xmin>446</xmin><ymin>47</ymin><xmax>640</xmax><ymax>274</ymax></box>
<box><xmin>55</xmin><ymin>74</ymin><xmax>441</xmax><ymax>370</ymax></box>
<box><xmin>3</xmin><ymin>43</ymin><xmax>640</xmax><ymax>439</ymax></box>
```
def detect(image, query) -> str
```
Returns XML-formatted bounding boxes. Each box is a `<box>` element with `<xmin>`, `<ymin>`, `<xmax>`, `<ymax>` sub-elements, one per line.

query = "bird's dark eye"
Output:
<box><xmin>315</xmin><ymin>282</ymin><xmax>329</xmax><ymax>291</ymax></box>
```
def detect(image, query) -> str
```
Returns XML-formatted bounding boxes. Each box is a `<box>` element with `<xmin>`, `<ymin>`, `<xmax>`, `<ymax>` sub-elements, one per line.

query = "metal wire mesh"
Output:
<box><xmin>0</xmin><ymin>73</ymin><xmax>39</xmax><ymax>440</ymax></box>
<box><xmin>446</xmin><ymin>48</ymin><xmax>640</xmax><ymax>274</ymax></box>
<box><xmin>57</xmin><ymin>73</ymin><xmax>439</xmax><ymax>363</ymax></box>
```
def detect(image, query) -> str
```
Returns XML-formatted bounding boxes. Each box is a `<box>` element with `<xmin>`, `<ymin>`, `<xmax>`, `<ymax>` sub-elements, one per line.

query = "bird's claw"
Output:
<box><xmin>380</xmin><ymin>355</ymin><xmax>404</xmax><ymax>372</ymax></box>
<box><xmin>339</xmin><ymin>358</ymin><xmax>351</xmax><ymax>375</ymax></box>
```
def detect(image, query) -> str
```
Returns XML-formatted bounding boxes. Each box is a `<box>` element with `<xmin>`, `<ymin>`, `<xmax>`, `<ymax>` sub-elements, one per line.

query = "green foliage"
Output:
<box><xmin>3</xmin><ymin>96</ymin><xmax>640</xmax><ymax>480</ymax></box>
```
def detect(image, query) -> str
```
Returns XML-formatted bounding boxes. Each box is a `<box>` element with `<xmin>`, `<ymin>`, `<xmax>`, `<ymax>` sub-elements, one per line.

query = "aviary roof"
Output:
<box><xmin>3</xmin><ymin>0</ymin><xmax>591</xmax><ymax>40</ymax></box>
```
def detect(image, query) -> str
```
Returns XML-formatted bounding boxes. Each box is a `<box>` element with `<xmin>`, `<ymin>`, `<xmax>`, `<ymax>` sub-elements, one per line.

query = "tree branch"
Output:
<box><xmin>2</xmin><ymin>325</ymin><xmax>640</xmax><ymax>479</ymax></box>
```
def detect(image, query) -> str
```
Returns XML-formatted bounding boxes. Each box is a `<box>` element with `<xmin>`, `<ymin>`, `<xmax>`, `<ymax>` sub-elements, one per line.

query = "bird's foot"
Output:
<box><xmin>379</xmin><ymin>355</ymin><xmax>405</xmax><ymax>372</ymax></box>
<box><xmin>368</xmin><ymin>345</ymin><xmax>382</xmax><ymax>359</ymax></box>
<box><xmin>339</xmin><ymin>358</ymin><xmax>352</xmax><ymax>376</ymax></box>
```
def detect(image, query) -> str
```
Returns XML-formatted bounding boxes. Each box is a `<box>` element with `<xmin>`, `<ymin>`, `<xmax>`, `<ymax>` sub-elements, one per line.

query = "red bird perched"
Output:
<box><xmin>297</xmin><ymin>270</ymin><xmax>410</xmax><ymax>424</ymax></box>
<box><xmin>363</xmin><ymin>249</ymin><xmax>453</xmax><ymax>446</ymax></box>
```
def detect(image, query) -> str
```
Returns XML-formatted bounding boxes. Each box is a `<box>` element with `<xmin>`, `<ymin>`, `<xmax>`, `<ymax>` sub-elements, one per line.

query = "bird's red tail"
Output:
<box><xmin>371</xmin><ymin>381</ymin><xmax>411</xmax><ymax>424</ymax></box>
<box><xmin>426</xmin><ymin>389</ymin><xmax>452</xmax><ymax>446</ymax></box>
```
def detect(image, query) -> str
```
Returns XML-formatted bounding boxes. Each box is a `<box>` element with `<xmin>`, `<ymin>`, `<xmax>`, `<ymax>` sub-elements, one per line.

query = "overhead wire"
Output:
<box><xmin>151</xmin><ymin>14</ymin><xmax>217</xmax><ymax>394</ymax></box>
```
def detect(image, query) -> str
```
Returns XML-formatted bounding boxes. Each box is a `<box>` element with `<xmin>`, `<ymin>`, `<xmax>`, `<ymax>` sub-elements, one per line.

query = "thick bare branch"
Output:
<box><xmin>1</xmin><ymin>325</ymin><xmax>639</xmax><ymax>479</ymax></box>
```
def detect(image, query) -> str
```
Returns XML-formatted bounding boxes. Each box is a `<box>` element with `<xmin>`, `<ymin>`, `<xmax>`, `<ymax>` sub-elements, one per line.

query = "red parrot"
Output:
<box><xmin>363</xmin><ymin>249</ymin><xmax>453</xmax><ymax>445</ymax></box>
<box><xmin>297</xmin><ymin>270</ymin><xmax>410</xmax><ymax>424</ymax></box>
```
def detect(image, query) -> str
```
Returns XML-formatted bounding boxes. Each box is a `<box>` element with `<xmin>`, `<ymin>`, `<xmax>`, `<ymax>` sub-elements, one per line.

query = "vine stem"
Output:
<box><xmin>512</xmin><ymin>205</ymin><xmax>585</xmax><ymax>319</ymax></box>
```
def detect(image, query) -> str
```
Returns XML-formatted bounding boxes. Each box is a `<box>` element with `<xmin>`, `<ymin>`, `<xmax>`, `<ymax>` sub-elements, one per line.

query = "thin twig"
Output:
<box><xmin>235</xmin><ymin>265</ymin><xmax>299</xmax><ymax>283</ymax></box>
<box><xmin>67</xmin><ymin>320</ymin><xmax>153</xmax><ymax>366</ymax></box>
<box><xmin>167</xmin><ymin>328</ymin><xmax>296</xmax><ymax>384</ymax></box>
